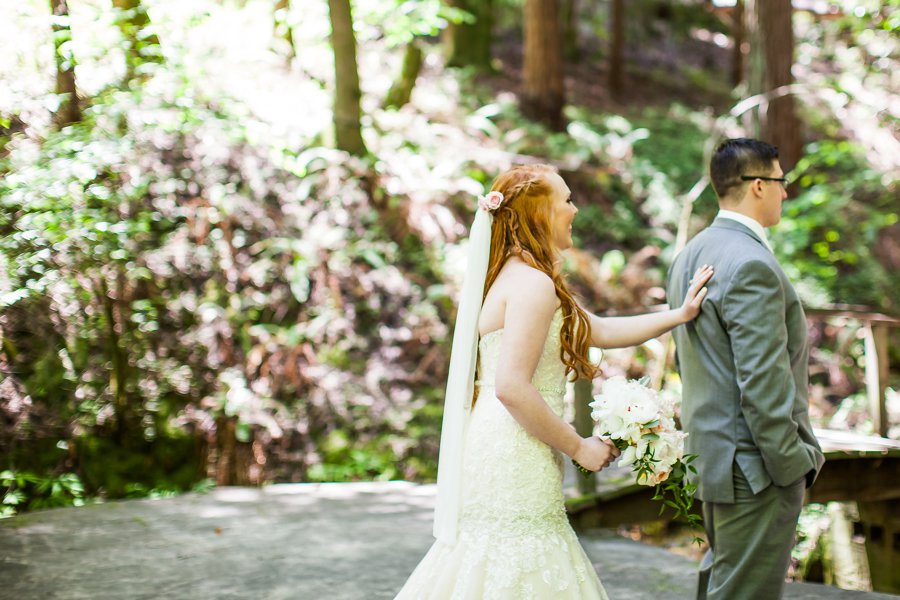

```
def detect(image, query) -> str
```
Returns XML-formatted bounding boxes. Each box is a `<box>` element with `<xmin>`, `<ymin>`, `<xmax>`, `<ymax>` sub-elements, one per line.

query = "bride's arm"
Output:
<box><xmin>586</xmin><ymin>264</ymin><xmax>713</xmax><ymax>349</ymax></box>
<box><xmin>493</xmin><ymin>268</ymin><xmax>614</xmax><ymax>471</ymax></box>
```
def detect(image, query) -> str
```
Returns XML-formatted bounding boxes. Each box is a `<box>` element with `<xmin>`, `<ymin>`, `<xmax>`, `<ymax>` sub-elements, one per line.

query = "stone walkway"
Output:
<box><xmin>2</xmin><ymin>482</ymin><xmax>897</xmax><ymax>600</ymax></box>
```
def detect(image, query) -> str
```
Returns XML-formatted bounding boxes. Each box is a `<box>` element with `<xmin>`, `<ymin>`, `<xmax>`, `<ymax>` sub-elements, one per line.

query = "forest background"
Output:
<box><xmin>0</xmin><ymin>0</ymin><xmax>898</xmax><ymax>570</ymax></box>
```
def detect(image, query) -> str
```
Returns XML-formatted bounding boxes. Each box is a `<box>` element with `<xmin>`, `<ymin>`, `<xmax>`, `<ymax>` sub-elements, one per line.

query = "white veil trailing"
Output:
<box><xmin>432</xmin><ymin>207</ymin><xmax>493</xmax><ymax>544</ymax></box>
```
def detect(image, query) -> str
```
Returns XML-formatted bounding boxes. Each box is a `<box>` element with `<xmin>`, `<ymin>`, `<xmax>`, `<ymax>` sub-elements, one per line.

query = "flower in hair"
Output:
<box><xmin>478</xmin><ymin>191</ymin><xmax>505</xmax><ymax>212</ymax></box>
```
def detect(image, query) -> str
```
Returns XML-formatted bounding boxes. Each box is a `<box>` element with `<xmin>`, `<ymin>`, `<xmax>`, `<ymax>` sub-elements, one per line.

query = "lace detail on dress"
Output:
<box><xmin>475</xmin><ymin>308</ymin><xmax>568</xmax><ymax>404</ymax></box>
<box><xmin>395</xmin><ymin>308</ymin><xmax>608</xmax><ymax>600</ymax></box>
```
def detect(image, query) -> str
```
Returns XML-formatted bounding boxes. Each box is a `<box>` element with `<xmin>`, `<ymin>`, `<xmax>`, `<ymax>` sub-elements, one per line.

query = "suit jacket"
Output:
<box><xmin>667</xmin><ymin>218</ymin><xmax>825</xmax><ymax>504</ymax></box>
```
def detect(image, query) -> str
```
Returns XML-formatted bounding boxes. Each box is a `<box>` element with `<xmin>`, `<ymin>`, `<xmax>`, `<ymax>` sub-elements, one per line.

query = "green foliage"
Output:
<box><xmin>358</xmin><ymin>0</ymin><xmax>470</xmax><ymax>47</ymax></box>
<box><xmin>75</xmin><ymin>434</ymin><xmax>202</xmax><ymax>498</ymax></box>
<box><xmin>773</xmin><ymin>140</ymin><xmax>899</xmax><ymax>309</ymax></box>
<box><xmin>1</xmin><ymin>53</ymin><xmax>450</xmax><ymax>505</ymax></box>
<box><xmin>457</xmin><ymin>99</ymin><xmax>676</xmax><ymax>252</ymax></box>
<box><xmin>792</xmin><ymin>503</ymin><xmax>831</xmax><ymax>582</ymax></box>
<box><xmin>590</xmin><ymin>105</ymin><xmax>721</xmax><ymax>227</ymax></box>
<box><xmin>477</xmin><ymin>100</ymin><xmax>722</xmax><ymax>254</ymax></box>
<box><xmin>112</xmin><ymin>1</ymin><xmax>164</xmax><ymax>80</ymax></box>
<box><xmin>1</xmin><ymin>470</ymin><xmax>85</xmax><ymax>517</ymax></box>
<box><xmin>307</xmin><ymin>430</ymin><xmax>400</xmax><ymax>481</ymax></box>
<box><xmin>305</xmin><ymin>385</ymin><xmax>442</xmax><ymax>482</ymax></box>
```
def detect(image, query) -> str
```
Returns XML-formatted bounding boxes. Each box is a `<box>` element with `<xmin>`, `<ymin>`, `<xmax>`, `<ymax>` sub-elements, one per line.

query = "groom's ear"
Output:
<box><xmin>746</xmin><ymin>178</ymin><xmax>760</xmax><ymax>195</ymax></box>
<box><xmin>747</xmin><ymin>179</ymin><xmax>766</xmax><ymax>200</ymax></box>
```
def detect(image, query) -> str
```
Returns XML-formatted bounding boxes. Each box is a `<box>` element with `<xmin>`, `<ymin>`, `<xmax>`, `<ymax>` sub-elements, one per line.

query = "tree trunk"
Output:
<box><xmin>49</xmin><ymin>0</ymin><xmax>81</xmax><ymax>127</ymax></box>
<box><xmin>573</xmin><ymin>378</ymin><xmax>595</xmax><ymax>495</ymax></box>
<box><xmin>731</xmin><ymin>0</ymin><xmax>745</xmax><ymax>87</ymax></box>
<box><xmin>112</xmin><ymin>0</ymin><xmax>163</xmax><ymax>81</ymax></box>
<box><xmin>560</xmin><ymin>0</ymin><xmax>579</xmax><ymax>61</ymax></box>
<box><xmin>328</xmin><ymin>0</ymin><xmax>367</xmax><ymax>156</ymax></box>
<box><xmin>522</xmin><ymin>0</ymin><xmax>565</xmax><ymax>131</ymax></box>
<box><xmin>384</xmin><ymin>39</ymin><xmax>424</xmax><ymax>110</ymax></box>
<box><xmin>444</xmin><ymin>0</ymin><xmax>493</xmax><ymax>69</ymax></box>
<box><xmin>747</xmin><ymin>0</ymin><xmax>801</xmax><ymax>171</ymax></box>
<box><xmin>274</xmin><ymin>0</ymin><xmax>296</xmax><ymax>63</ymax></box>
<box><xmin>97</xmin><ymin>275</ymin><xmax>131</xmax><ymax>441</ymax></box>
<box><xmin>608</xmin><ymin>0</ymin><xmax>625</xmax><ymax>99</ymax></box>
<box><xmin>215</xmin><ymin>417</ymin><xmax>245</xmax><ymax>486</ymax></box>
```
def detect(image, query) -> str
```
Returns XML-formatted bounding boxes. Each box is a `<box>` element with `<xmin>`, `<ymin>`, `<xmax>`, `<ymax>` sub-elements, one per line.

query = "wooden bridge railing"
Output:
<box><xmin>573</xmin><ymin>303</ymin><xmax>900</xmax><ymax>439</ymax></box>
<box><xmin>803</xmin><ymin>306</ymin><xmax>900</xmax><ymax>438</ymax></box>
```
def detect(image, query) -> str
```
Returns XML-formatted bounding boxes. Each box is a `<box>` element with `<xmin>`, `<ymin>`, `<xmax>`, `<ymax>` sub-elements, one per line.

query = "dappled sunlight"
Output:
<box><xmin>1</xmin><ymin>6</ymin><xmax>898</xmax><ymax>595</ymax></box>
<box><xmin>195</xmin><ymin>503</ymin><xmax>251</xmax><ymax>519</ymax></box>
<box><xmin>151</xmin><ymin>0</ymin><xmax>334</xmax><ymax>142</ymax></box>
<box><xmin>208</xmin><ymin>486</ymin><xmax>266</xmax><ymax>504</ymax></box>
<box><xmin>792</xmin><ymin>10</ymin><xmax>900</xmax><ymax>177</ymax></box>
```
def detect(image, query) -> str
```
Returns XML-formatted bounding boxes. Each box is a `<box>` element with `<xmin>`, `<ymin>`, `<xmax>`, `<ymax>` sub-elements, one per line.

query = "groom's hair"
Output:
<box><xmin>710</xmin><ymin>138</ymin><xmax>780</xmax><ymax>202</ymax></box>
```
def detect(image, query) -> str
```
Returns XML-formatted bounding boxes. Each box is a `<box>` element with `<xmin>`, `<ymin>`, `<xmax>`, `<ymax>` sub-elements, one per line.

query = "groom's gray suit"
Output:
<box><xmin>667</xmin><ymin>218</ymin><xmax>825</xmax><ymax>600</ymax></box>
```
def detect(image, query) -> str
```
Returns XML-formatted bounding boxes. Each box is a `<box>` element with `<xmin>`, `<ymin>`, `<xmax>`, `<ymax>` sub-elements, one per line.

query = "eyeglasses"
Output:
<box><xmin>740</xmin><ymin>175</ymin><xmax>787</xmax><ymax>184</ymax></box>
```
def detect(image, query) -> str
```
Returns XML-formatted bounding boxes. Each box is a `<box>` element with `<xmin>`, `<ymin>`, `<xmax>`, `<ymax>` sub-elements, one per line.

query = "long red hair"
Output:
<box><xmin>483</xmin><ymin>164</ymin><xmax>598</xmax><ymax>380</ymax></box>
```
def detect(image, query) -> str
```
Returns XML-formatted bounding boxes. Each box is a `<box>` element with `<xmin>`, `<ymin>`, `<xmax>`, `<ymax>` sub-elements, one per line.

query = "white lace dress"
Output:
<box><xmin>395</xmin><ymin>309</ymin><xmax>610</xmax><ymax>599</ymax></box>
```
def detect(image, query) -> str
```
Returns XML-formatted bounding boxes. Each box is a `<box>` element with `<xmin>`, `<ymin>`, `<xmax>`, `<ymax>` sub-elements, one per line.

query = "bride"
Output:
<box><xmin>395</xmin><ymin>164</ymin><xmax>712</xmax><ymax>599</ymax></box>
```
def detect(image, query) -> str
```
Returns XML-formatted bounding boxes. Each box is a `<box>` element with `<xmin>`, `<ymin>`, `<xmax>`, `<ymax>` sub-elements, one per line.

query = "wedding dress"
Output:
<box><xmin>395</xmin><ymin>308</ymin><xmax>610</xmax><ymax>599</ymax></box>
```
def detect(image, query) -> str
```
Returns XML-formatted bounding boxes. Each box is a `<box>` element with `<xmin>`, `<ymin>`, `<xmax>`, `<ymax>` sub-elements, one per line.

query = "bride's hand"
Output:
<box><xmin>573</xmin><ymin>437</ymin><xmax>621</xmax><ymax>472</ymax></box>
<box><xmin>680</xmin><ymin>264</ymin><xmax>713</xmax><ymax>322</ymax></box>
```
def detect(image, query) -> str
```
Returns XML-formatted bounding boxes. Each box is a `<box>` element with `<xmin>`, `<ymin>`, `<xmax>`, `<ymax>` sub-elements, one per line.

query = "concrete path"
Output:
<box><xmin>1</xmin><ymin>482</ymin><xmax>897</xmax><ymax>600</ymax></box>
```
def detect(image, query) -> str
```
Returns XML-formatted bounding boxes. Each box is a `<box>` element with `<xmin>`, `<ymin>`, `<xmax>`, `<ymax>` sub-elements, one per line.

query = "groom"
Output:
<box><xmin>667</xmin><ymin>138</ymin><xmax>825</xmax><ymax>600</ymax></box>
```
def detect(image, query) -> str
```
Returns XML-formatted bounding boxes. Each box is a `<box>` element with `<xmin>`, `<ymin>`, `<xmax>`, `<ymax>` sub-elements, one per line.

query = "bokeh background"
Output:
<box><xmin>1</xmin><ymin>0</ymin><xmax>898</xmax><ymax>590</ymax></box>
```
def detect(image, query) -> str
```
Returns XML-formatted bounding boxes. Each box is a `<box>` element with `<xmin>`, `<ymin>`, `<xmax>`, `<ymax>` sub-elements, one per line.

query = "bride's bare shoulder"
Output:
<box><xmin>497</xmin><ymin>261</ymin><xmax>556</xmax><ymax>302</ymax></box>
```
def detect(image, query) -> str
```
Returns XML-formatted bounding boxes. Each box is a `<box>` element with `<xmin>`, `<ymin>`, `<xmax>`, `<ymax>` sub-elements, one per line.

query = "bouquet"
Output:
<box><xmin>574</xmin><ymin>376</ymin><xmax>702</xmax><ymax>537</ymax></box>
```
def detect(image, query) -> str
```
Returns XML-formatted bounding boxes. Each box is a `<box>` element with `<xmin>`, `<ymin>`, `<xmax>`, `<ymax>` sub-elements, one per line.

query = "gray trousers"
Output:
<box><xmin>696</xmin><ymin>466</ymin><xmax>805</xmax><ymax>600</ymax></box>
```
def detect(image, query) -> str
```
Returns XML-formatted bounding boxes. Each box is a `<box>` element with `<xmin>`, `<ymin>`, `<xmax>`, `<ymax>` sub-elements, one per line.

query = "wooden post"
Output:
<box><xmin>863</xmin><ymin>322</ymin><xmax>889</xmax><ymax>438</ymax></box>
<box><xmin>827</xmin><ymin>502</ymin><xmax>872</xmax><ymax>591</ymax></box>
<box><xmin>858</xmin><ymin>499</ymin><xmax>900</xmax><ymax>594</ymax></box>
<box><xmin>573</xmin><ymin>378</ymin><xmax>595</xmax><ymax>495</ymax></box>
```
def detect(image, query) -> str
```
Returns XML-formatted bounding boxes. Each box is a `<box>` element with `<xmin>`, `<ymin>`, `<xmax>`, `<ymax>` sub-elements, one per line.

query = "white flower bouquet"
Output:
<box><xmin>575</xmin><ymin>376</ymin><xmax>701</xmax><ymax>535</ymax></box>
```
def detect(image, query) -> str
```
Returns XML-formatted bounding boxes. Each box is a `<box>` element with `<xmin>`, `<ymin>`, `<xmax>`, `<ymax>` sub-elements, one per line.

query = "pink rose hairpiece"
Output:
<box><xmin>478</xmin><ymin>191</ymin><xmax>505</xmax><ymax>212</ymax></box>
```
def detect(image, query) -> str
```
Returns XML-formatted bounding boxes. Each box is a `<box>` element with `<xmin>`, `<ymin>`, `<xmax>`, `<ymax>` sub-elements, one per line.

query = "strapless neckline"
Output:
<box><xmin>478</xmin><ymin>306</ymin><xmax>563</xmax><ymax>345</ymax></box>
